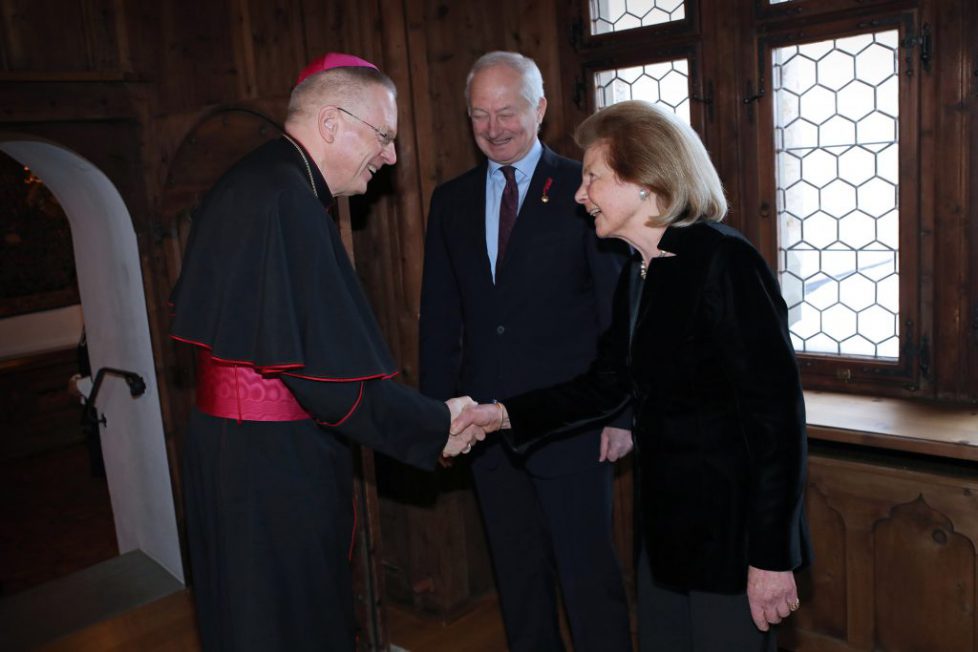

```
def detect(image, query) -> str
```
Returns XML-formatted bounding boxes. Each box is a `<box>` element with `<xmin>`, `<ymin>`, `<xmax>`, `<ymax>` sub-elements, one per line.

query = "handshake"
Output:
<box><xmin>441</xmin><ymin>396</ymin><xmax>511</xmax><ymax>457</ymax></box>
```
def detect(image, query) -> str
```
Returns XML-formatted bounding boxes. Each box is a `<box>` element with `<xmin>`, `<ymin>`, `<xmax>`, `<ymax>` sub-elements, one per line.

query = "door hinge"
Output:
<box><xmin>903</xmin><ymin>22</ymin><xmax>931</xmax><ymax>76</ymax></box>
<box><xmin>570</xmin><ymin>16</ymin><xmax>584</xmax><ymax>52</ymax></box>
<box><xmin>573</xmin><ymin>74</ymin><xmax>587</xmax><ymax>111</ymax></box>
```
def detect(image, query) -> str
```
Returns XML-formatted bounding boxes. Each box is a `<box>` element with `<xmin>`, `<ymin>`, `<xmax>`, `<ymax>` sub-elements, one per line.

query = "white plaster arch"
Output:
<box><xmin>1</xmin><ymin>136</ymin><xmax>183</xmax><ymax>583</ymax></box>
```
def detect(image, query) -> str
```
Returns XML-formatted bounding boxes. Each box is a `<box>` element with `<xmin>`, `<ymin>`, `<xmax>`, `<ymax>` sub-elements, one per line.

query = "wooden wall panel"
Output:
<box><xmin>0</xmin><ymin>0</ymin><xmax>118</xmax><ymax>72</ymax></box>
<box><xmin>154</xmin><ymin>0</ymin><xmax>239</xmax><ymax>112</ymax></box>
<box><xmin>874</xmin><ymin>498</ymin><xmax>975</xmax><ymax>651</ymax></box>
<box><xmin>781</xmin><ymin>449</ymin><xmax>978</xmax><ymax>652</ymax></box>
<box><xmin>794</xmin><ymin>486</ymin><xmax>847</xmax><ymax>641</ymax></box>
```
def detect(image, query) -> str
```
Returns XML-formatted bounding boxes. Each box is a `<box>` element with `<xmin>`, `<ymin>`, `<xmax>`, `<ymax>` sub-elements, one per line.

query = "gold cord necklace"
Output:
<box><xmin>282</xmin><ymin>134</ymin><xmax>318</xmax><ymax>199</ymax></box>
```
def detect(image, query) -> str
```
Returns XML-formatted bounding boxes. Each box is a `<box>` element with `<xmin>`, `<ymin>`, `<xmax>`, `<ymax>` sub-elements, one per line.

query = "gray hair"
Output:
<box><xmin>286</xmin><ymin>67</ymin><xmax>396</xmax><ymax>123</ymax></box>
<box><xmin>465</xmin><ymin>51</ymin><xmax>545</xmax><ymax>111</ymax></box>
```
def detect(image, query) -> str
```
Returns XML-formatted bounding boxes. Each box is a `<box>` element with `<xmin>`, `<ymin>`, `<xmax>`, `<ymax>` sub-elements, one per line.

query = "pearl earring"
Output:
<box><xmin>639</xmin><ymin>189</ymin><xmax>648</xmax><ymax>199</ymax></box>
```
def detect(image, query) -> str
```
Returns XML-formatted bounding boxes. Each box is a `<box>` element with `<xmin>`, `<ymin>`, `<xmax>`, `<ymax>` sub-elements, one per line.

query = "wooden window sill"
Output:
<box><xmin>804</xmin><ymin>391</ymin><xmax>978</xmax><ymax>463</ymax></box>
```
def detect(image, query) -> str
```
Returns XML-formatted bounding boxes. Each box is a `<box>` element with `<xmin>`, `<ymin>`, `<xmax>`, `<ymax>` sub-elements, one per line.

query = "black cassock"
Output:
<box><xmin>171</xmin><ymin>137</ymin><xmax>449</xmax><ymax>651</ymax></box>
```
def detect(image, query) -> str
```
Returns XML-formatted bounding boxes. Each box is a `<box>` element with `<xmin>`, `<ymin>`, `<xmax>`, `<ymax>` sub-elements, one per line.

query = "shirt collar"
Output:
<box><xmin>487</xmin><ymin>139</ymin><xmax>543</xmax><ymax>180</ymax></box>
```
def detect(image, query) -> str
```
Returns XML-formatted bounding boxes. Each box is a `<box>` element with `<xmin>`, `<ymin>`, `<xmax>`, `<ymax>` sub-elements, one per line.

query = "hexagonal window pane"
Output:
<box><xmin>836</xmin><ymin>80</ymin><xmax>875</xmax><ymax>121</ymax></box>
<box><xmin>801</xmin><ymin>149</ymin><xmax>837</xmax><ymax>187</ymax></box>
<box><xmin>839</xmin><ymin>273</ymin><xmax>876</xmax><ymax>311</ymax></box>
<box><xmin>821</xmin><ymin>250</ymin><xmax>857</xmax><ymax>281</ymax></box>
<box><xmin>784</xmin><ymin>119</ymin><xmax>818</xmax><ymax>149</ymax></box>
<box><xmin>805</xmin><ymin>277</ymin><xmax>839</xmax><ymax>312</ymax></box>
<box><xmin>855</xmin><ymin>42</ymin><xmax>897</xmax><ymax>85</ymax></box>
<box><xmin>857</xmin><ymin>177</ymin><xmax>896</xmax><ymax>216</ymax></box>
<box><xmin>630</xmin><ymin>75</ymin><xmax>660</xmax><ymax>101</ymax></box>
<box><xmin>822</xmin><ymin>304</ymin><xmax>857</xmax><ymax>341</ymax></box>
<box><xmin>821</xmin><ymin>180</ymin><xmax>857</xmax><ymax>218</ymax></box>
<box><xmin>820</xmin><ymin>115</ymin><xmax>856</xmax><ymax>147</ymax></box>
<box><xmin>858</xmin><ymin>250</ymin><xmax>896</xmax><ymax>281</ymax></box>
<box><xmin>817</xmin><ymin>51</ymin><xmax>855</xmax><ymax>91</ymax></box>
<box><xmin>659</xmin><ymin>70</ymin><xmax>689</xmax><ymax>107</ymax></box>
<box><xmin>778</xmin><ymin>55</ymin><xmax>817</xmax><ymax>95</ymax></box>
<box><xmin>589</xmin><ymin>0</ymin><xmax>686</xmax><ymax>34</ymax></box>
<box><xmin>800</xmin><ymin>85</ymin><xmax>836</xmax><ymax>124</ymax></box>
<box><xmin>857</xmin><ymin>112</ymin><xmax>896</xmax><ymax>144</ymax></box>
<box><xmin>838</xmin><ymin>211</ymin><xmax>876</xmax><ymax>248</ymax></box>
<box><xmin>785</xmin><ymin>181</ymin><xmax>820</xmax><ymax>218</ymax></box>
<box><xmin>803</xmin><ymin>211</ymin><xmax>838</xmax><ymax>248</ymax></box>
<box><xmin>858</xmin><ymin>305</ymin><xmax>896</xmax><ymax>343</ymax></box>
<box><xmin>838</xmin><ymin>146</ymin><xmax>876</xmax><ymax>185</ymax></box>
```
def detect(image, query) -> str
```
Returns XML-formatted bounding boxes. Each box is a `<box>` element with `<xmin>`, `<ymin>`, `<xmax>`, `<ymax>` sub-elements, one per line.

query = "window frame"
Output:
<box><xmin>561</xmin><ymin>0</ymin><xmax>971</xmax><ymax>400</ymax></box>
<box><xmin>752</xmin><ymin>11</ymin><xmax>926</xmax><ymax>395</ymax></box>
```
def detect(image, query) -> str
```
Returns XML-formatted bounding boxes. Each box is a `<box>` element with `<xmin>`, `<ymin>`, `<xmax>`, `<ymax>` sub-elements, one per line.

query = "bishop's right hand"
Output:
<box><xmin>442</xmin><ymin>396</ymin><xmax>487</xmax><ymax>457</ymax></box>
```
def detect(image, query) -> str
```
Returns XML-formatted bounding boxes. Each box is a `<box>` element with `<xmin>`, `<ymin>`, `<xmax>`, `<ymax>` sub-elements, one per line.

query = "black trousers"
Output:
<box><xmin>472</xmin><ymin>450</ymin><xmax>632</xmax><ymax>652</ymax></box>
<box><xmin>637</xmin><ymin>548</ymin><xmax>776</xmax><ymax>652</ymax></box>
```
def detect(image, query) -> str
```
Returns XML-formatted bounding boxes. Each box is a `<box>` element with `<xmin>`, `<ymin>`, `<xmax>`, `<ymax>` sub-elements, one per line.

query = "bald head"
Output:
<box><xmin>286</xmin><ymin>67</ymin><xmax>397</xmax><ymax>126</ymax></box>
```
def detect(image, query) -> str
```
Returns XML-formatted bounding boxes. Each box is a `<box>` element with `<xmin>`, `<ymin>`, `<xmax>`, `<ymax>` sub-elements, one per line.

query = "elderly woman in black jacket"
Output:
<box><xmin>453</xmin><ymin>100</ymin><xmax>810</xmax><ymax>651</ymax></box>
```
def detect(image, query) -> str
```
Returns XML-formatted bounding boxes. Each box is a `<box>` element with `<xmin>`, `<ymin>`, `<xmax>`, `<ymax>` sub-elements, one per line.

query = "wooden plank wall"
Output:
<box><xmin>1</xmin><ymin>0</ymin><xmax>598</xmax><ymax>623</ymax></box>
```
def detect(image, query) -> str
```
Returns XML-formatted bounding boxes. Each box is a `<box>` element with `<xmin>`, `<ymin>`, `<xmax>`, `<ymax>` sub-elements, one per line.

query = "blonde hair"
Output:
<box><xmin>574</xmin><ymin>100</ymin><xmax>726</xmax><ymax>226</ymax></box>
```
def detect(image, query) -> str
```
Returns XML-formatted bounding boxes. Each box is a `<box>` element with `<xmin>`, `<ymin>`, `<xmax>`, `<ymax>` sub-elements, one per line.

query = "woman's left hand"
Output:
<box><xmin>746</xmin><ymin>566</ymin><xmax>799</xmax><ymax>631</ymax></box>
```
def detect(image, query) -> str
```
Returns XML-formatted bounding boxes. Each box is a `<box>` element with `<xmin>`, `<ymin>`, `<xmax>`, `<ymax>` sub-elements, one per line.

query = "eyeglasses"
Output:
<box><xmin>337</xmin><ymin>107</ymin><xmax>395</xmax><ymax>147</ymax></box>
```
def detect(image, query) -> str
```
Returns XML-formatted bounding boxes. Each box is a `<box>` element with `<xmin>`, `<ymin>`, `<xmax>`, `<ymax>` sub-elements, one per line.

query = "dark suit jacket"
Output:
<box><xmin>419</xmin><ymin>145</ymin><xmax>628</xmax><ymax>477</ymax></box>
<box><xmin>505</xmin><ymin>221</ymin><xmax>811</xmax><ymax>592</ymax></box>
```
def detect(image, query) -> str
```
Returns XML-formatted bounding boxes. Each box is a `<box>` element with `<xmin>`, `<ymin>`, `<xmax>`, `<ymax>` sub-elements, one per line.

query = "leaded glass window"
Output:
<box><xmin>589</xmin><ymin>0</ymin><xmax>685</xmax><ymax>35</ymax></box>
<box><xmin>772</xmin><ymin>30</ymin><xmax>900</xmax><ymax>359</ymax></box>
<box><xmin>594</xmin><ymin>59</ymin><xmax>690</xmax><ymax>123</ymax></box>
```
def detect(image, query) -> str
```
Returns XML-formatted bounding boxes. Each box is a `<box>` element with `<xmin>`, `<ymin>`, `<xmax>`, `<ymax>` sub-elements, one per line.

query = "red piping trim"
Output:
<box><xmin>170</xmin><ymin>335</ymin><xmax>398</xmax><ymax>382</ymax></box>
<box><xmin>282</xmin><ymin>370</ymin><xmax>398</xmax><ymax>383</ymax></box>
<box><xmin>314</xmin><ymin>381</ymin><xmax>364</xmax><ymax>428</ymax></box>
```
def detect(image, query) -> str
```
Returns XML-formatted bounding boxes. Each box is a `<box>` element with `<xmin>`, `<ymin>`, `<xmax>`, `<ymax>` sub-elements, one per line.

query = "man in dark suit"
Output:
<box><xmin>419</xmin><ymin>51</ymin><xmax>633</xmax><ymax>652</ymax></box>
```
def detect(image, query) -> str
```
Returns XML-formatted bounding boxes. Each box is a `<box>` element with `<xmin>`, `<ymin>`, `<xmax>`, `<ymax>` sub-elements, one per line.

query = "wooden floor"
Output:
<box><xmin>38</xmin><ymin>589</ymin><xmax>513</xmax><ymax>651</ymax></box>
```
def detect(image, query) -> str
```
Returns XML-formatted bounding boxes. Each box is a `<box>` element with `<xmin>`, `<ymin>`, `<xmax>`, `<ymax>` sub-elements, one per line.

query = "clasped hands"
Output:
<box><xmin>441</xmin><ymin>397</ymin><xmax>509</xmax><ymax>458</ymax></box>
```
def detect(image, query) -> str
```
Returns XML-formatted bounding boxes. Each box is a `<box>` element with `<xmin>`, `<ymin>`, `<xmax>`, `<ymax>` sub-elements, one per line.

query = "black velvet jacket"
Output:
<box><xmin>504</xmin><ymin>221</ymin><xmax>811</xmax><ymax>593</ymax></box>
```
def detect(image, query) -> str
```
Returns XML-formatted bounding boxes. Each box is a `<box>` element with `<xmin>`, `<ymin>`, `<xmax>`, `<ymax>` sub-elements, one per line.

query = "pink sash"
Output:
<box><xmin>195</xmin><ymin>351</ymin><xmax>311</xmax><ymax>422</ymax></box>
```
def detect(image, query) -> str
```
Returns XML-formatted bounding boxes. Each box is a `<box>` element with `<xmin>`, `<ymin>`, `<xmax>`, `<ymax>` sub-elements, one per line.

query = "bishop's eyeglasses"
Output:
<box><xmin>337</xmin><ymin>107</ymin><xmax>395</xmax><ymax>147</ymax></box>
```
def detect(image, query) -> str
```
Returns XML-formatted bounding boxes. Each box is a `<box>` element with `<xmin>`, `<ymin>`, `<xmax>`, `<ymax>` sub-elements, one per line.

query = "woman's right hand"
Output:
<box><xmin>451</xmin><ymin>402</ymin><xmax>509</xmax><ymax>434</ymax></box>
<box><xmin>746</xmin><ymin>565</ymin><xmax>799</xmax><ymax>631</ymax></box>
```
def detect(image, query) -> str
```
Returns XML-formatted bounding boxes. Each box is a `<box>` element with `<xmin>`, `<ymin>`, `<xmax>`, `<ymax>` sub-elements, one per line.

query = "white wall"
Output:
<box><xmin>0</xmin><ymin>304</ymin><xmax>83</xmax><ymax>360</ymax></box>
<box><xmin>1</xmin><ymin>138</ymin><xmax>183</xmax><ymax>584</ymax></box>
